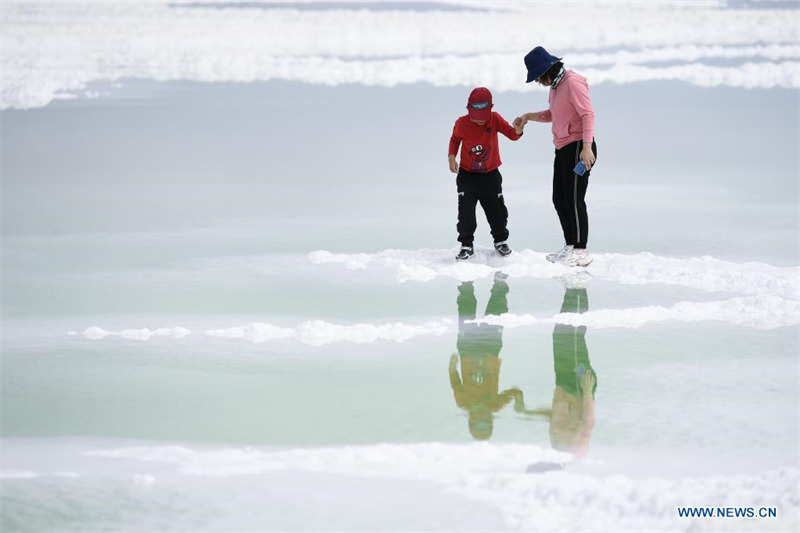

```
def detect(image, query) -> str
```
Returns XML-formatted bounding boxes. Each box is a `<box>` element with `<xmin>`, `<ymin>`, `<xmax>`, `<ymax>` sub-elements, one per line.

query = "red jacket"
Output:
<box><xmin>448</xmin><ymin>112</ymin><xmax>522</xmax><ymax>173</ymax></box>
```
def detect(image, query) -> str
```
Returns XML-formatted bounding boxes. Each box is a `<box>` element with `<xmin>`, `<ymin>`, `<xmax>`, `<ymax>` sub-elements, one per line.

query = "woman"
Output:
<box><xmin>514</xmin><ymin>46</ymin><xmax>598</xmax><ymax>267</ymax></box>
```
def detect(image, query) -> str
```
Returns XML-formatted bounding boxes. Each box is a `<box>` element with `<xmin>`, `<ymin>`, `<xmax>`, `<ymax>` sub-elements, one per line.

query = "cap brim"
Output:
<box><xmin>468</xmin><ymin>108</ymin><xmax>492</xmax><ymax>121</ymax></box>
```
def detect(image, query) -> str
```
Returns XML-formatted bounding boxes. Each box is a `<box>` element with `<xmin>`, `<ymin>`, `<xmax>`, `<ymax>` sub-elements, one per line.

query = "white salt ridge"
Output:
<box><xmin>476</xmin><ymin>468</ymin><xmax>798</xmax><ymax>532</ymax></box>
<box><xmin>313</xmin><ymin>248</ymin><xmax>800</xmax><ymax>330</ymax></box>
<box><xmin>72</xmin><ymin>248</ymin><xmax>800</xmax><ymax>342</ymax></box>
<box><xmin>570</xmin><ymin>43</ymin><xmax>800</xmax><ymax>66</ymax></box>
<box><xmin>86</xmin><ymin>442</ymin><xmax>569</xmax><ymax>478</ymax></box>
<box><xmin>75</xmin><ymin>293</ymin><xmax>795</xmax><ymax>347</ymax></box>
<box><xmin>74</xmin><ymin>249</ymin><xmax>799</xmax><ymax>343</ymax></box>
<box><xmin>475</xmin><ymin>294</ymin><xmax>800</xmax><ymax>330</ymax></box>
<box><xmin>309</xmin><ymin>248</ymin><xmax>502</xmax><ymax>283</ymax></box>
<box><xmin>82</xmin><ymin>442</ymin><xmax>798</xmax><ymax>532</ymax></box>
<box><xmin>1</xmin><ymin>470</ymin><xmax>78</xmax><ymax>479</ymax></box>
<box><xmin>205</xmin><ymin>318</ymin><xmax>454</xmax><ymax>345</ymax></box>
<box><xmin>0</xmin><ymin>470</ymin><xmax>39</xmax><ymax>479</ymax></box>
<box><xmin>310</xmin><ymin>248</ymin><xmax>800</xmax><ymax>300</ymax></box>
<box><xmin>2</xmin><ymin>1</ymin><xmax>798</xmax><ymax>109</ymax></box>
<box><xmin>133</xmin><ymin>474</ymin><xmax>156</xmax><ymax>486</ymax></box>
<box><xmin>79</xmin><ymin>326</ymin><xmax>192</xmax><ymax>340</ymax></box>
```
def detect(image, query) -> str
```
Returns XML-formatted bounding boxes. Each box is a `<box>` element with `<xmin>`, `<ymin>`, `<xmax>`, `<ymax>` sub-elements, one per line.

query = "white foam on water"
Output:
<box><xmin>2</xmin><ymin>1</ymin><xmax>798</xmax><ymax>109</ymax></box>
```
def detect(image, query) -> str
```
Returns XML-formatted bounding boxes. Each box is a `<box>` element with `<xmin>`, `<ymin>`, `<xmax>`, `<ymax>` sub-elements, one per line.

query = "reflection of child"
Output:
<box><xmin>448</xmin><ymin>87</ymin><xmax>524</xmax><ymax>261</ymax></box>
<box><xmin>449</xmin><ymin>276</ymin><xmax>527</xmax><ymax>441</ymax></box>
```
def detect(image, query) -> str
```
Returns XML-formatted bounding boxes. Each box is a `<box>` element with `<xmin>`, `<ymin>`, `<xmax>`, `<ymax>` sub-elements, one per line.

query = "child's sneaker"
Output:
<box><xmin>494</xmin><ymin>241</ymin><xmax>512</xmax><ymax>256</ymax></box>
<box><xmin>559</xmin><ymin>248</ymin><xmax>593</xmax><ymax>267</ymax></box>
<box><xmin>456</xmin><ymin>246</ymin><xmax>474</xmax><ymax>261</ymax></box>
<box><xmin>546</xmin><ymin>244</ymin><xmax>573</xmax><ymax>263</ymax></box>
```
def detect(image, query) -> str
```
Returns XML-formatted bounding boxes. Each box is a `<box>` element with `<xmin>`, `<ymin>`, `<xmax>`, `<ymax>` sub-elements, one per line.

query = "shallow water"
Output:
<box><xmin>2</xmin><ymin>42</ymin><xmax>799</xmax><ymax>533</ymax></box>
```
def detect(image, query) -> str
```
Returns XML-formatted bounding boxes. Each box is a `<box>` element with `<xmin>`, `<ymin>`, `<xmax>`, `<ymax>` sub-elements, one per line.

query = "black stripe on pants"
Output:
<box><xmin>456</xmin><ymin>168</ymin><xmax>509</xmax><ymax>247</ymax></box>
<box><xmin>552</xmin><ymin>140</ymin><xmax>597</xmax><ymax>249</ymax></box>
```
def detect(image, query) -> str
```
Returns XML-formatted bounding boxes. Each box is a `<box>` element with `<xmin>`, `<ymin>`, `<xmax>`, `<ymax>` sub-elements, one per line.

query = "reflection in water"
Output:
<box><xmin>448</xmin><ymin>276</ymin><xmax>598</xmax><ymax>450</ymax></box>
<box><xmin>526</xmin><ymin>283</ymin><xmax>597</xmax><ymax>472</ymax></box>
<box><xmin>547</xmin><ymin>286</ymin><xmax>597</xmax><ymax>459</ymax></box>
<box><xmin>449</xmin><ymin>273</ymin><xmax>530</xmax><ymax>440</ymax></box>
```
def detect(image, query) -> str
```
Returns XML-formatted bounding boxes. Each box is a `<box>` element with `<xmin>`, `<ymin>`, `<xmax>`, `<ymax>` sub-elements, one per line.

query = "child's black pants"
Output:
<box><xmin>456</xmin><ymin>168</ymin><xmax>509</xmax><ymax>248</ymax></box>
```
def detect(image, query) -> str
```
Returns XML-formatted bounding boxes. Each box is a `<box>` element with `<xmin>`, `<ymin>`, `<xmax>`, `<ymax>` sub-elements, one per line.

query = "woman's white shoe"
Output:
<box><xmin>546</xmin><ymin>244</ymin><xmax>573</xmax><ymax>263</ymax></box>
<box><xmin>559</xmin><ymin>248</ymin><xmax>592</xmax><ymax>267</ymax></box>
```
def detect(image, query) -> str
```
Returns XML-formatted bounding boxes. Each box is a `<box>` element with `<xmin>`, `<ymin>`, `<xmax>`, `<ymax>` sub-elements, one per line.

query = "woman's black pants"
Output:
<box><xmin>552</xmin><ymin>139</ymin><xmax>597</xmax><ymax>249</ymax></box>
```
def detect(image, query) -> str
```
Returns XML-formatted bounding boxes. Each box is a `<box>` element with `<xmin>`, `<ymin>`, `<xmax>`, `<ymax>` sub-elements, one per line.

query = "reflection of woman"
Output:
<box><xmin>548</xmin><ymin>287</ymin><xmax>596</xmax><ymax>459</ymax></box>
<box><xmin>449</xmin><ymin>274</ymin><xmax>527</xmax><ymax>440</ymax></box>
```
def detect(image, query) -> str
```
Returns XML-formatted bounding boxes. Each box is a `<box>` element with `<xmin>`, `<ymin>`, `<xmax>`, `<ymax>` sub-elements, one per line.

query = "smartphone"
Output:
<box><xmin>573</xmin><ymin>160</ymin><xmax>587</xmax><ymax>176</ymax></box>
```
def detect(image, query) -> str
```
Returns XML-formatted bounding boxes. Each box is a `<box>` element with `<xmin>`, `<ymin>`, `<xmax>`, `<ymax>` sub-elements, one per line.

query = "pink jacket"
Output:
<box><xmin>536</xmin><ymin>70</ymin><xmax>595</xmax><ymax>149</ymax></box>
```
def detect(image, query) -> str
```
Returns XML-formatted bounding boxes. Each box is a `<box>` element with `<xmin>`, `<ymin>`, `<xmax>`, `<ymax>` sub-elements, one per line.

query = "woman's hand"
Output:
<box><xmin>580</xmin><ymin>145</ymin><xmax>596</xmax><ymax>170</ymax></box>
<box><xmin>580</xmin><ymin>369</ymin><xmax>596</xmax><ymax>393</ymax></box>
<box><xmin>512</xmin><ymin>115</ymin><xmax>528</xmax><ymax>129</ymax></box>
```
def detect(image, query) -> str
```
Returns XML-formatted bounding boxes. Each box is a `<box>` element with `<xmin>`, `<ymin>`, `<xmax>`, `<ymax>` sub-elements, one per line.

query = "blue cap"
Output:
<box><xmin>524</xmin><ymin>46</ymin><xmax>562</xmax><ymax>83</ymax></box>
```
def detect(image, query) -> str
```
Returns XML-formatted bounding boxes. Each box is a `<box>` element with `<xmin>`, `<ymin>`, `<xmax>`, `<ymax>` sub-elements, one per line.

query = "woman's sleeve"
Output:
<box><xmin>537</xmin><ymin>110</ymin><xmax>552</xmax><ymax>123</ymax></box>
<box><xmin>569</xmin><ymin>80</ymin><xmax>595</xmax><ymax>143</ymax></box>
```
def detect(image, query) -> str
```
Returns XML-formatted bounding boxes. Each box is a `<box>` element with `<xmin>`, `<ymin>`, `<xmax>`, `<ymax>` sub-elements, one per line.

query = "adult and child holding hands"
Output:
<box><xmin>448</xmin><ymin>46</ymin><xmax>598</xmax><ymax>267</ymax></box>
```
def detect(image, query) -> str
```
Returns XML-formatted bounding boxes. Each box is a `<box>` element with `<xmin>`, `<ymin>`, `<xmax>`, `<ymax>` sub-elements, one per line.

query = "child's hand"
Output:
<box><xmin>448</xmin><ymin>155</ymin><xmax>458</xmax><ymax>174</ymax></box>
<box><xmin>514</xmin><ymin>122</ymin><xmax>524</xmax><ymax>135</ymax></box>
<box><xmin>449</xmin><ymin>353</ymin><xmax>459</xmax><ymax>370</ymax></box>
<box><xmin>513</xmin><ymin>115</ymin><xmax>527</xmax><ymax>129</ymax></box>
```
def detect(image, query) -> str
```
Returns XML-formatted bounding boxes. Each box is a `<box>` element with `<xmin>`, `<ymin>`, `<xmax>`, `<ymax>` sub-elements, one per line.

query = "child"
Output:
<box><xmin>448</xmin><ymin>87</ymin><xmax>524</xmax><ymax>261</ymax></box>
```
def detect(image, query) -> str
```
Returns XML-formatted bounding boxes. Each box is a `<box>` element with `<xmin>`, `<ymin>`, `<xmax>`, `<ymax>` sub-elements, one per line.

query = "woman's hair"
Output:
<box><xmin>540</xmin><ymin>61</ymin><xmax>563</xmax><ymax>84</ymax></box>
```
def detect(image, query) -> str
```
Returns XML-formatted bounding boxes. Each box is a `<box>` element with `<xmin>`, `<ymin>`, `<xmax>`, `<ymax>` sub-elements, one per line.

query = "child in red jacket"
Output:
<box><xmin>448</xmin><ymin>87</ymin><xmax>524</xmax><ymax>261</ymax></box>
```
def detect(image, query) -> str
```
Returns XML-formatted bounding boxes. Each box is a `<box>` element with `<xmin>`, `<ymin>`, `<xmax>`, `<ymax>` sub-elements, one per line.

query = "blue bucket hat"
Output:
<box><xmin>524</xmin><ymin>46</ymin><xmax>562</xmax><ymax>83</ymax></box>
